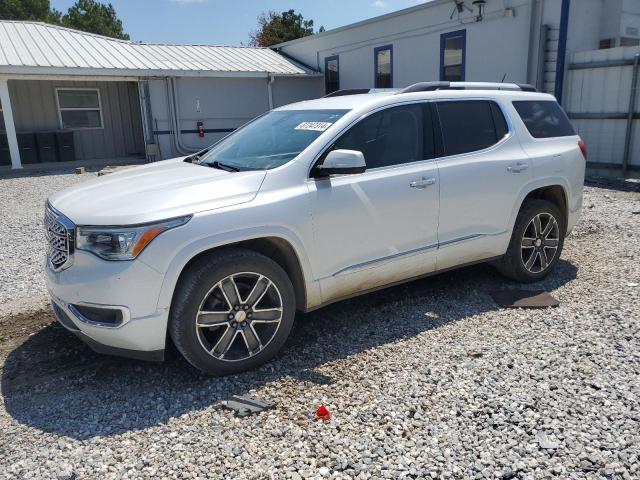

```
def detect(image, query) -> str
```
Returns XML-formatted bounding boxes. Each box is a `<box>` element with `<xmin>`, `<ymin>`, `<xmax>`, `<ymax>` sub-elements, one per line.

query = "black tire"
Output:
<box><xmin>496</xmin><ymin>199</ymin><xmax>565</xmax><ymax>283</ymax></box>
<box><xmin>169</xmin><ymin>248</ymin><xmax>296</xmax><ymax>375</ymax></box>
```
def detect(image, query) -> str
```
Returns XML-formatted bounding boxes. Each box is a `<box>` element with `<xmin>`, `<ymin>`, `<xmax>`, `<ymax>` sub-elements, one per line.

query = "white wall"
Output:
<box><xmin>278</xmin><ymin>0</ymin><xmax>535</xmax><ymax>90</ymax></box>
<box><xmin>565</xmin><ymin>0</ymin><xmax>604</xmax><ymax>53</ymax></box>
<box><xmin>621</xmin><ymin>0</ymin><xmax>640</xmax><ymax>39</ymax></box>
<box><xmin>271</xmin><ymin>76</ymin><xmax>324</xmax><ymax>107</ymax></box>
<box><xmin>148</xmin><ymin>75</ymin><xmax>323</xmax><ymax>159</ymax></box>
<box><xmin>278</xmin><ymin>0</ymin><xmax>632</xmax><ymax>96</ymax></box>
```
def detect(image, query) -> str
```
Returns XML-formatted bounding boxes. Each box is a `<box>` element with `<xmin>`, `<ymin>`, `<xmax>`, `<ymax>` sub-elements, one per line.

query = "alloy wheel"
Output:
<box><xmin>520</xmin><ymin>212</ymin><xmax>560</xmax><ymax>274</ymax></box>
<box><xmin>195</xmin><ymin>272</ymin><xmax>283</xmax><ymax>362</ymax></box>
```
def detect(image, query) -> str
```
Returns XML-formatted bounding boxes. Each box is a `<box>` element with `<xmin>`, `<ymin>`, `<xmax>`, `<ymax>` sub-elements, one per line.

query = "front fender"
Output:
<box><xmin>152</xmin><ymin>225</ymin><xmax>320</xmax><ymax>315</ymax></box>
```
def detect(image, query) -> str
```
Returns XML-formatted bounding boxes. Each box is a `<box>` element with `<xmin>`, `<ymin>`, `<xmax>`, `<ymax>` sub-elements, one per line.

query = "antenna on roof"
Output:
<box><xmin>501</xmin><ymin>73</ymin><xmax>507</xmax><ymax>83</ymax></box>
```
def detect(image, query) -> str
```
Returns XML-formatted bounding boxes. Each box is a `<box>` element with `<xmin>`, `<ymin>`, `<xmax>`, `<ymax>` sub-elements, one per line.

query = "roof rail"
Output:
<box><xmin>398</xmin><ymin>81</ymin><xmax>537</xmax><ymax>94</ymax></box>
<box><xmin>323</xmin><ymin>89</ymin><xmax>373</xmax><ymax>98</ymax></box>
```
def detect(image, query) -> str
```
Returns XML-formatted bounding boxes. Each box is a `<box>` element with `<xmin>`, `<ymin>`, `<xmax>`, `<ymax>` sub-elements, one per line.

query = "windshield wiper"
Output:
<box><xmin>210</xmin><ymin>161</ymin><xmax>240</xmax><ymax>172</ymax></box>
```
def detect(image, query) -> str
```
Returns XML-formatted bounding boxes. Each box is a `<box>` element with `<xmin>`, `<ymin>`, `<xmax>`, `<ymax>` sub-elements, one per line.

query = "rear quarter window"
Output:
<box><xmin>436</xmin><ymin>100</ymin><xmax>508</xmax><ymax>156</ymax></box>
<box><xmin>513</xmin><ymin>100</ymin><xmax>576</xmax><ymax>138</ymax></box>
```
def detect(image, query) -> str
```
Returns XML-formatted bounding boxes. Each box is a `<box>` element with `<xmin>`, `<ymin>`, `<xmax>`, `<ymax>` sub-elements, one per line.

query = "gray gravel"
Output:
<box><xmin>0</xmin><ymin>170</ymin><xmax>93</xmax><ymax>315</ymax></box>
<box><xmin>0</xmin><ymin>175</ymin><xmax>639</xmax><ymax>479</ymax></box>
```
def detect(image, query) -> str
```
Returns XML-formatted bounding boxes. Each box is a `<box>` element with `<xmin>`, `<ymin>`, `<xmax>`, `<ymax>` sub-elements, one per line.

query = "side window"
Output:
<box><xmin>436</xmin><ymin>100</ymin><xmax>506</xmax><ymax>156</ymax></box>
<box><xmin>334</xmin><ymin>104</ymin><xmax>434</xmax><ymax>169</ymax></box>
<box><xmin>374</xmin><ymin>45</ymin><xmax>393</xmax><ymax>88</ymax></box>
<box><xmin>440</xmin><ymin>30</ymin><xmax>466</xmax><ymax>82</ymax></box>
<box><xmin>325</xmin><ymin>56</ymin><xmax>339</xmax><ymax>94</ymax></box>
<box><xmin>512</xmin><ymin>100</ymin><xmax>576</xmax><ymax>138</ymax></box>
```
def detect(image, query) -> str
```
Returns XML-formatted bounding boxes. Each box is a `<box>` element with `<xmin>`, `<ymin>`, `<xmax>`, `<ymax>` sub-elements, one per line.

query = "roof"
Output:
<box><xmin>273</xmin><ymin>0</ymin><xmax>445</xmax><ymax>48</ymax></box>
<box><xmin>0</xmin><ymin>21</ymin><xmax>319</xmax><ymax>78</ymax></box>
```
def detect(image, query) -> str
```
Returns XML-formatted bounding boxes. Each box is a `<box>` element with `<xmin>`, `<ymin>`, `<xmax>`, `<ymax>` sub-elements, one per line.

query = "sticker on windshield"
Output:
<box><xmin>294</xmin><ymin>121</ymin><xmax>333</xmax><ymax>132</ymax></box>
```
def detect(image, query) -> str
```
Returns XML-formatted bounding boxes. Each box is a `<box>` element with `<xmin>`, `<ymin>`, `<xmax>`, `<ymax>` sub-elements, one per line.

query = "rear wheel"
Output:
<box><xmin>497</xmin><ymin>199</ymin><xmax>565</xmax><ymax>282</ymax></box>
<box><xmin>169</xmin><ymin>248</ymin><xmax>296</xmax><ymax>375</ymax></box>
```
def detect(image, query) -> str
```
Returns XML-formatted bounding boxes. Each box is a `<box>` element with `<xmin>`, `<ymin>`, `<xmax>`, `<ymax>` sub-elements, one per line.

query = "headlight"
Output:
<box><xmin>76</xmin><ymin>216</ymin><xmax>191</xmax><ymax>260</ymax></box>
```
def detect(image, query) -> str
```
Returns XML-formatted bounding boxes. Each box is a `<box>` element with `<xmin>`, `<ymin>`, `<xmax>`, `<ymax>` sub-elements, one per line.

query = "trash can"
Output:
<box><xmin>36</xmin><ymin>132</ymin><xmax>58</xmax><ymax>163</ymax></box>
<box><xmin>0</xmin><ymin>134</ymin><xmax>10</xmax><ymax>166</ymax></box>
<box><xmin>17</xmin><ymin>133</ymin><xmax>38</xmax><ymax>164</ymax></box>
<box><xmin>55</xmin><ymin>131</ymin><xmax>75</xmax><ymax>162</ymax></box>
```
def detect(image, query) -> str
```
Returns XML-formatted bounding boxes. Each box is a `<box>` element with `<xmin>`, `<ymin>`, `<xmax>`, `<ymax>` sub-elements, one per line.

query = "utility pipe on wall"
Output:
<box><xmin>267</xmin><ymin>74</ymin><xmax>275</xmax><ymax>110</ymax></box>
<box><xmin>165</xmin><ymin>77</ymin><xmax>200</xmax><ymax>156</ymax></box>
<box><xmin>554</xmin><ymin>0</ymin><xmax>571</xmax><ymax>104</ymax></box>
<box><xmin>622</xmin><ymin>54</ymin><xmax>640</xmax><ymax>176</ymax></box>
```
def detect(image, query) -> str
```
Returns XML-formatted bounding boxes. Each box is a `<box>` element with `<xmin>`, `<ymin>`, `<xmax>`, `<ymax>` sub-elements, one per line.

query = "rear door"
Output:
<box><xmin>307</xmin><ymin>102</ymin><xmax>440</xmax><ymax>302</ymax></box>
<box><xmin>434</xmin><ymin>99</ymin><xmax>532</xmax><ymax>270</ymax></box>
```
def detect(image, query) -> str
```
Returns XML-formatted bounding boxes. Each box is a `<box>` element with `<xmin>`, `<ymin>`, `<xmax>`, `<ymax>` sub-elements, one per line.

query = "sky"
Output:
<box><xmin>50</xmin><ymin>0</ymin><xmax>428</xmax><ymax>45</ymax></box>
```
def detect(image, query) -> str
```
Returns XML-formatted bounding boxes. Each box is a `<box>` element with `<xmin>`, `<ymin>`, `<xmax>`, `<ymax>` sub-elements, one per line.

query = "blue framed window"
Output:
<box><xmin>325</xmin><ymin>55</ymin><xmax>340</xmax><ymax>94</ymax></box>
<box><xmin>440</xmin><ymin>29</ymin><xmax>466</xmax><ymax>81</ymax></box>
<box><xmin>374</xmin><ymin>45</ymin><xmax>393</xmax><ymax>88</ymax></box>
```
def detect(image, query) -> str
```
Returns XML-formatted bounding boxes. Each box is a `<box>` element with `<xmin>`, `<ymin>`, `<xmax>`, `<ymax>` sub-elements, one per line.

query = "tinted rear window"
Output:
<box><xmin>436</xmin><ymin>100</ymin><xmax>507</xmax><ymax>156</ymax></box>
<box><xmin>513</xmin><ymin>100</ymin><xmax>576</xmax><ymax>138</ymax></box>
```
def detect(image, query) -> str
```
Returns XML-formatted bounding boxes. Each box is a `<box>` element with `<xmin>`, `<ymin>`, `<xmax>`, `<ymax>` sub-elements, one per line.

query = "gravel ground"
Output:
<box><xmin>0</xmin><ymin>170</ymin><xmax>94</xmax><ymax>316</ymax></box>
<box><xmin>0</xmin><ymin>174</ymin><xmax>638</xmax><ymax>479</ymax></box>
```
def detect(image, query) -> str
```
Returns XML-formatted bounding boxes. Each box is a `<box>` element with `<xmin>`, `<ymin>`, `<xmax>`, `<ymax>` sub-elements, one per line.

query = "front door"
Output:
<box><xmin>307</xmin><ymin>103</ymin><xmax>440</xmax><ymax>303</ymax></box>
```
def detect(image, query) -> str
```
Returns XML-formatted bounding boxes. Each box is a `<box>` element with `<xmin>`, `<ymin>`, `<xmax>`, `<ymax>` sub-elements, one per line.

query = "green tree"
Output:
<box><xmin>249</xmin><ymin>9</ymin><xmax>323</xmax><ymax>47</ymax></box>
<box><xmin>61</xmin><ymin>0</ymin><xmax>129</xmax><ymax>40</ymax></box>
<box><xmin>0</xmin><ymin>0</ymin><xmax>60</xmax><ymax>23</ymax></box>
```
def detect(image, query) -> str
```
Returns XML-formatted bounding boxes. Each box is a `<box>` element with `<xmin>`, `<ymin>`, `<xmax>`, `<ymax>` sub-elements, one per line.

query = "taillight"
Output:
<box><xmin>578</xmin><ymin>140</ymin><xmax>587</xmax><ymax>161</ymax></box>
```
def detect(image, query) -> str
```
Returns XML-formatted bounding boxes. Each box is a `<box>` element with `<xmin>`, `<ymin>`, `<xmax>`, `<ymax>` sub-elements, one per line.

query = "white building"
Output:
<box><xmin>275</xmin><ymin>0</ymin><xmax>639</xmax><ymax>100</ymax></box>
<box><xmin>273</xmin><ymin>0</ymin><xmax>640</xmax><ymax>176</ymax></box>
<box><xmin>0</xmin><ymin>21</ymin><xmax>323</xmax><ymax>171</ymax></box>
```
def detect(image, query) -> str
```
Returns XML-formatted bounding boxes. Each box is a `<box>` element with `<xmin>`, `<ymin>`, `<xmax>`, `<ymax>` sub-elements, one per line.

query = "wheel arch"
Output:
<box><xmin>521</xmin><ymin>185</ymin><xmax>569</xmax><ymax>231</ymax></box>
<box><xmin>178</xmin><ymin>237</ymin><xmax>308</xmax><ymax>311</ymax></box>
<box><xmin>510</xmin><ymin>180</ymin><xmax>570</xmax><ymax>233</ymax></box>
<box><xmin>158</xmin><ymin>232</ymin><xmax>313</xmax><ymax>319</ymax></box>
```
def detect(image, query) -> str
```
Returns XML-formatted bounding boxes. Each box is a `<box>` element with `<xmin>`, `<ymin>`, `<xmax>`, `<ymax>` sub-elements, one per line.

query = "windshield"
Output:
<box><xmin>199</xmin><ymin>109</ymin><xmax>349</xmax><ymax>171</ymax></box>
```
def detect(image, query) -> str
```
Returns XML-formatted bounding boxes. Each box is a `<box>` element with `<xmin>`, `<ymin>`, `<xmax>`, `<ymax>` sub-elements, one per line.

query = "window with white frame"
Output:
<box><xmin>56</xmin><ymin>88</ymin><xmax>103</xmax><ymax>129</ymax></box>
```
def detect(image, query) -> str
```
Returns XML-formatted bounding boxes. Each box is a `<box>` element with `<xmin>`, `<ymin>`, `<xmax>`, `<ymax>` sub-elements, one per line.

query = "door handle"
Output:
<box><xmin>409</xmin><ymin>177</ymin><xmax>436</xmax><ymax>189</ymax></box>
<box><xmin>507</xmin><ymin>162</ymin><xmax>529</xmax><ymax>173</ymax></box>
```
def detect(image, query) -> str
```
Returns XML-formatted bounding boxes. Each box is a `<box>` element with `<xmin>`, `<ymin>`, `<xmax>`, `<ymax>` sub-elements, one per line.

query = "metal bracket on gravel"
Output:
<box><xmin>490</xmin><ymin>290</ymin><xmax>560</xmax><ymax>308</ymax></box>
<box><xmin>218</xmin><ymin>395</ymin><xmax>274</xmax><ymax>417</ymax></box>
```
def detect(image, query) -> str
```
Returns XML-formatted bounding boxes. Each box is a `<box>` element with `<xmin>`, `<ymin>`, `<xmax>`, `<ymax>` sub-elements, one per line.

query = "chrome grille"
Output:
<box><xmin>45</xmin><ymin>205</ymin><xmax>75</xmax><ymax>271</ymax></box>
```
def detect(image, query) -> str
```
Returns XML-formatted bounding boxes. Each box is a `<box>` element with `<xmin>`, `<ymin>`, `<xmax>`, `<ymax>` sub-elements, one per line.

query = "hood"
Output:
<box><xmin>48</xmin><ymin>158</ymin><xmax>267</xmax><ymax>225</ymax></box>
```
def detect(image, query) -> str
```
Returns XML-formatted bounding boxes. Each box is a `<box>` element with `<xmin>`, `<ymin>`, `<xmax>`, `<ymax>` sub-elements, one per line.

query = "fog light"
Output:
<box><xmin>69</xmin><ymin>304</ymin><xmax>124</xmax><ymax>327</ymax></box>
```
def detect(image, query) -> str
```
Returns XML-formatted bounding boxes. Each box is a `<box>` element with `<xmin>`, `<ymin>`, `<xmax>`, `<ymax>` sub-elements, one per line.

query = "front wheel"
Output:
<box><xmin>169</xmin><ymin>248</ymin><xmax>296</xmax><ymax>375</ymax></box>
<box><xmin>496</xmin><ymin>199</ymin><xmax>565</xmax><ymax>283</ymax></box>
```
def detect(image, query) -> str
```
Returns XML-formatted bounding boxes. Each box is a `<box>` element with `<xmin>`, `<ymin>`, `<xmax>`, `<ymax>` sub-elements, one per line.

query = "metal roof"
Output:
<box><xmin>0</xmin><ymin>21</ymin><xmax>318</xmax><ymax>77</ymax></box>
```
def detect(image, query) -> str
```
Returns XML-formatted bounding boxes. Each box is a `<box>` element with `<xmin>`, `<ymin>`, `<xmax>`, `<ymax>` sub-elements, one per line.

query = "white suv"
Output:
<box><xmin>45</xmin><ymin>82</ymin><xmax>586</xmax><ymax>375</ymax></box>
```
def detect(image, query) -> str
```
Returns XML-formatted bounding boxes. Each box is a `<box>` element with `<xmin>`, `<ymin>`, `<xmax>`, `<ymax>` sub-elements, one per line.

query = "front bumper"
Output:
<box><xmin>46</xmin><ymin>250</ymin><xmax>170</xmax><ymax>360</ymax></box>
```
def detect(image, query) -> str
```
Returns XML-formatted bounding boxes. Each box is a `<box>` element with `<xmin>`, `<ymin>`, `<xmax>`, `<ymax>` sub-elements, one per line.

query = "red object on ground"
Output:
<box><xmin>316</xmin><ymin>405</ymin><xmax>331</xmax><ymax>421</ymax></box>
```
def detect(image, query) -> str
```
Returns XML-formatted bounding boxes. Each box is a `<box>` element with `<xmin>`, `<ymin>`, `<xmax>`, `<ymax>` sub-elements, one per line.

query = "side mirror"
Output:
<box><xmin>313</xmin><ymin>149</ymin><xmax>366</xmax><ymax>177</ymax></box>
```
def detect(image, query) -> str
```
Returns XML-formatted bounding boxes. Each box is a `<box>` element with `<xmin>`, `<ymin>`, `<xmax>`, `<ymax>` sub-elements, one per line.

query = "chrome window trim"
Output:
<box><xmin>308</xmin><ymin>97</ymin><xmax>513</xmax><ymax>177</ymax></box>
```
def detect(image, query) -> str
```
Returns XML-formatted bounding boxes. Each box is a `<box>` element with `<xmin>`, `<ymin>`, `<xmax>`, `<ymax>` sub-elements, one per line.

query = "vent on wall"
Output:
<box><xmin>599</xmin><ymin>38</ymin><xmax>615</xmax><ymax>50</ymax></box>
